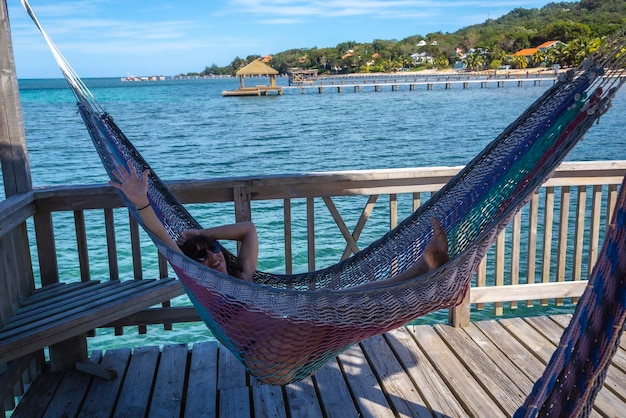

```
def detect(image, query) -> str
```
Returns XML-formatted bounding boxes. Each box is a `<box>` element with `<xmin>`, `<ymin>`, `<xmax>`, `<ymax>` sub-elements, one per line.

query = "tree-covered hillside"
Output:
<box><xmin>194</xmin><ymin>0</ymin><xmax>626</xmax><ymax>76</ymax></box>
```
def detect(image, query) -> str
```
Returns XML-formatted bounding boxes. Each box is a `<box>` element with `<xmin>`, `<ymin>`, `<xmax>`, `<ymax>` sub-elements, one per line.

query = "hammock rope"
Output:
<box><xmin>515</xmin><ymin>174</ymin><xmax>626</xmax><ymax>418</ymax></box>
<box><xmin>23</xmin><ymin>0</ymin><xmax>626</xmax><ymax>387</ymax></box>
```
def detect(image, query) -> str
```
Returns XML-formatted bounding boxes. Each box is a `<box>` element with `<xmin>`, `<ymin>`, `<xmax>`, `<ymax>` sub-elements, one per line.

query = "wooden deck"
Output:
<box><xmin>9</xmin><ymin>314</ymin><xmax>626</xmax><ymax>417</ymax></box>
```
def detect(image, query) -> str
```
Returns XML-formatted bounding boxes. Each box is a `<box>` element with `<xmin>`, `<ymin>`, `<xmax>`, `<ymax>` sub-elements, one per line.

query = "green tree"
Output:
<box><xmin>544</xmin><ymin>22</ymin><xmax>592</xmax><ymax>43</ymax></box>
<box><xmin>230</xmin><ymin>57</ymin><xmax>246</xmax><ymax>73</ymax></box>
<box><xmin>510</xmin><ymin>54</ymin><xmax>529</xmax><ymax>69</ymax></box>
<box><xmin>531</xmin><ymin>50</ymin><xmax>546</xmax><ymax>67</ymax></box>
<box><xmin>464</xmin><ymin>49</ymin><xmax>485</xmax><ymax>71</ymax></box>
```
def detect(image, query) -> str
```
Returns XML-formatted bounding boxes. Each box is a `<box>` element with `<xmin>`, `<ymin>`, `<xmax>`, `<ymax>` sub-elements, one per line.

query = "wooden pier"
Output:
<box><xmin>9</xmin><ymin>314</ymin><xmax>626</xmax><ymax>417</ymax></box>
<box><xmin>222</xmin><ymin>86</ymin><xmax>283</xmax><ymax>97</ymax></box>
<box><xmin>284</xmin><ymin>72</ymin><xmax>557</xmax><ymax>94</ymax></box>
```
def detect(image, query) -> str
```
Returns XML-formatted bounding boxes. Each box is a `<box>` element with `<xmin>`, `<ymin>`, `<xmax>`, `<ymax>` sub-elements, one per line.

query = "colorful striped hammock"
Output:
<box><xmin>23</xmin><ymin>0</ymin><xmax>625</xmax><ymax>399</ymax></box>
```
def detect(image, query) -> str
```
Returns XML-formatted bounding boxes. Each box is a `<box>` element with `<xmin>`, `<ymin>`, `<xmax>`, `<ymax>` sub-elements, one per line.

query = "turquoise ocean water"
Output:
<box><xmin>4</xmin><ymin>76</ymin><xmax>626</xmax><ymax>349</ymax></box>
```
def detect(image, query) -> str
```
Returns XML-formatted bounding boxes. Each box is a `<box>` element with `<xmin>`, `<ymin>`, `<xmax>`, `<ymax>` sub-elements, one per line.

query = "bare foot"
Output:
<box><xmin>354</xmin><ymin>218</ymin><xmax>450</xmax><ymax>288</ymax></box>
<box><xmin>422</xmin><ymin>218</ymin><xmax>449</xmax><ymax>271</ymax></box>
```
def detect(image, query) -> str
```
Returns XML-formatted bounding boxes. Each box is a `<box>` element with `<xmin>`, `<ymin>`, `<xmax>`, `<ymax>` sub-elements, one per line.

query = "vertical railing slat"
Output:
<box><xmin>104</xmin><ymin>208</ymin><xmax>119</xmax><ymax>281</ymax></box>
<box><xmin>33</xmin><ymin>212</ymin><xmax>58</xmax><ymax>286</ymax></box>
<box><xmin>283</xmin><ymin>199</ymin><xmax>293</xmax><ymax>275</ymax></box>
<box><xmin>510</xmin><ymin>211</ymin><xmax>521</xmax><ymax>310</ymax></box>
<box><xmin>494</xmin><ymin>231</ymin><xmax>505</xmax><ymax>316</ymax></box>
<box><xmin>73</xmin><ymin>210</ymin><xmax>90</xmax><ymax>282</ymax></box>
<box><xmin>389</xmin><ymin>194</ymin><xmax>397</xmax><ymax>230</ymax></box>
<box><xmin>588</xmin><ymin>185</ymin><xmax>603</xmax><ymax>276</ymax></box>
<box><xmin>129</xmin><ymin>214</ymin><xmax>142</xmax><ymax>281</ymax></box>
<box><xmin>540</xmin><ymin>187</ymin><xmax>555</xmax><ymax>306</ymax></box>
<box><xmin>555</xmin><ymin>186</ymin><xmax>570</xmax><ymax>306</ymax></box>
<box><xmin>526</xmin><ymin>192</ymin><xmax>539</xmax><ymax>308</ymax></box>
<box><xmin>307</xmin><ymin>197</ymin><xmax>315</xmax><ymax>272</ymax></box>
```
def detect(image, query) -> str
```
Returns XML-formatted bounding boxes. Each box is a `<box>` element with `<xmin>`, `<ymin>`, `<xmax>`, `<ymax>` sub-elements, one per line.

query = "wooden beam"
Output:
<box><xmin>470</xmin><ymin>281</ymin><xmax>589</xmax><ymax>304</ymax></box>
<box><xmin>0</xmin><ymin>0</ymin><xmax>31</xmax><ymax>197</ymax></box>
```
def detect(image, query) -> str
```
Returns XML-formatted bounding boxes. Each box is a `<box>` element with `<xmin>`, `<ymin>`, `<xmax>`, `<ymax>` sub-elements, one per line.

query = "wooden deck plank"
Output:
<box><xmin>283</xmin><ymin>376</ymin><xmax>324</xmax><ymax>417</ymax></box>
<box><xmin>461</xmin><ymin>323</ymin><xmax>535</xmax><ymax>395</ymax></box>
<box><xmin>359</xmin><ymin>334</ymin><xmax>432</xmax><ymax>417</ymax></box>
<box><xmin>11</xmin><ymin>371</ymin><xmax>62</xmax><ymax>417</ymax></box>
<box><xmin>149</xmin><ymin>344</ymin><xmax>188</xmax><ymax>417</ymax></box>
<box><xmin>434</xmin><ymin>323</ymin><xmax>528</xmax><ymax>415</ymax></box>
<box><xmin>525</xmin><ymin>315</ymin><xmax>626</xmax><ymax>401</ymax></box>
<box><xmin>503</xmin><ymin>317</ymin><xmax>625</xmax><ymax>418</ymax></box>
<box><xmin>338</xmin><ymin>343</ymin><xmax>394</xmax><ymax>417</ymax></box>
<box><xmin>78</xmin><ymin>348</ymin><xmax>132</xmax><ymax>418</ymax></box>
<box><xmin>9</xmin><ymin>315</ymin><xmax>626</xmax><ymax>417</ymax></box>
<box><xmin>184</xmin><ymin>341</ymin><xmax>218</xmax><ymax>417</ymax></box>
<box><xmin>219</xmin><ymin>386</ymin><xmax>250</xmax><ymax>418</ymax></box>
<box><xmin>385</xmin><ymin>327</ymin><xmax>467</xmax><ymax>417</ymax></box>
<box><xmin>312</xmin><ymin>358</ymin><xmax>360</xmax><ymax>417</ymax></box>
<box><xmin>251</xmin><ymin>384</ymin><xmax>286</xmax><ymax>417</ymax></box>
<box><xmin>113</xmin><ymin>345</ymin><xmax>159</xmax><ymax>418</ymax></box>
<box><xmin>474</xmin><ymin>319</ymin><xmax>548</xmax><ymax>382</ymax></box>
<box><xmin>41</xmin><ymin>370</ymin><xmax>92</xmax><ymax>418</ymax></box>
<box><xmin>610</xmin><ymin>346</ymin><xmax>626</xmax><ymax>374</ymax></box>
<box><xmin>408</xmin><ymin>324</ymin><xmax>505</xmax><ymax>417</ymax></box>
<box><xmin>41</xmin><ymin>350</ymin><xmax>103</xmax><ymax>418</ymax></box>
<box><xmin>217</xmin><ymin>345</ymin><xmax>247</xmax><ymax>390</ymax></box>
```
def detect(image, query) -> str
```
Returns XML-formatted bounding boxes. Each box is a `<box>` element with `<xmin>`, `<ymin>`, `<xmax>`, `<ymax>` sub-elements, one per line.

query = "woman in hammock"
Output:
<box><xmin>110</xmin><ymin>163</ymin><xmax>449</xmax><ymax>286</ymax></box>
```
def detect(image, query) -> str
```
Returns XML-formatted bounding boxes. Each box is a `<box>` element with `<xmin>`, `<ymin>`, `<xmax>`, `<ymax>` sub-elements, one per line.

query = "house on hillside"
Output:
<box><xmin>411</xmin><ymin>52</ymin><xmax>433</xmax><ymax>65</ymax></box>
<box><xmin>512</xmin><ymin>40</ymin><xmax>566</xmax><ymax>67</ymax></box>
<box><xmin>513</xmin><ymin>40</ymin><xmax>566</xmax><ymax>58</ymax></box>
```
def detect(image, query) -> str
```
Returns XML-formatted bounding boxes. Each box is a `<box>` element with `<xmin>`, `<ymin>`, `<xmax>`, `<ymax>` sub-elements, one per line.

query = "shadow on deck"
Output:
<box><xmin>9</xmin><ymin>314</ymin><xmax>626</xmax><ymax>417</ymax></box>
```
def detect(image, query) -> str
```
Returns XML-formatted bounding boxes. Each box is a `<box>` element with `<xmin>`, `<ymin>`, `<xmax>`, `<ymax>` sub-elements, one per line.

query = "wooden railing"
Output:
<box><xmin>2</xmin><ymin>161</ymin><xmax>625</xmax><ymax>332</ymax></box>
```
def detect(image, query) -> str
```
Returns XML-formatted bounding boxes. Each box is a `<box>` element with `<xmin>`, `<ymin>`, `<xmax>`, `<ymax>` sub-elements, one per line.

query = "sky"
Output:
<box><xmin>9</xmin><ymin>0</ymin><xmax>557</xmax><ymax>79</ymax></box>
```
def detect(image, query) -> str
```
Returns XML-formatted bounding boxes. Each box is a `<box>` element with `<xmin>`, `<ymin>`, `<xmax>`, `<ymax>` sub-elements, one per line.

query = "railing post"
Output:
<box><xmin>234</xmin><ymin>186</ymin><xmax>252</xmax><ymax>222</ymax></box>
<box><xmin>448</xmin><ymin>285</ymin><xmax>471</xmax><ymax>328</ymax></box>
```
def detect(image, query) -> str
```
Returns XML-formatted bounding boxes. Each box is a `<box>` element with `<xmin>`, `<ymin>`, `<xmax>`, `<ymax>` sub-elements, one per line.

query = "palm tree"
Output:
<box><xmin>547</xmin><ymin>43</ymin><xmax>568</xmax><ymax>68</ymax></box>
<box><xmin>464</xmin><ymin>50</ymin><xmax>484</xmax><ymax>71</ymax></box>
<box><xmin>531</xmin><ymin>50</ymin><xmax>546</xmax><ymax>68</ymax></box>
<box><xmin>510</xmin><ymin>55</ymin><xmax>529</xmax><ymax>69</ymax></box>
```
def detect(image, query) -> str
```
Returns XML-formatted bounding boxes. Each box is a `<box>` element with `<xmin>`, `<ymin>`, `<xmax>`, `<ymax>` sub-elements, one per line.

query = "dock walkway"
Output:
<box><xmin>10</xmin><ymin>314</ymin><xmax>626</xmax><ymax>417</ymax></box>
<box><xmin>284</xmin><ymin>76</ymin><xmax>556</xmax><ymax>94</ymax></box>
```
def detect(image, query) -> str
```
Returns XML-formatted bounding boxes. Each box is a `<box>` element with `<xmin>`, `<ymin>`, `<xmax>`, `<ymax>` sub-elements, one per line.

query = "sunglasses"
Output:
<box><xmin>192</xmin><ymin>241</ymin><xmax>222</xmax><ymax>262</ymax></box>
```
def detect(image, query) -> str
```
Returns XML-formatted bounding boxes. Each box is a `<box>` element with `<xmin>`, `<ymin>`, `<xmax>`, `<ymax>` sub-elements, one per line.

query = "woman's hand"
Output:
<box><xmin>109</xmin><ymin>163</ymin><xmax>150</xmax><ymax>208</ymax></box>
<box><xmin>178</xmin><ymin>229</ymin><xmax>201</xmax><ymax>245</ymax></box>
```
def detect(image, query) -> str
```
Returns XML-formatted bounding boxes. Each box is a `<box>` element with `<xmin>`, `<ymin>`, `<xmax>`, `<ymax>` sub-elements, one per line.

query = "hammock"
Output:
<box><xmin>23</xmin><ymin>0</ymin><xmax>626</xmax><ymax>388</ymax></box>
<box><xmin>515</xmin><ymin>171</ymin><xmax>626</xmax><ymax>417</ymax></box>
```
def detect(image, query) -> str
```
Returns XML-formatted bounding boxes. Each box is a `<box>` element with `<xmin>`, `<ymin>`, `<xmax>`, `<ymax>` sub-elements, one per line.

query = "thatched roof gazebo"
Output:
<box><xmin>236</xmin><ymin>60</ymin><xmax>279</xmax><ymax>88</ymax></box>
<box><xmin>223</xmin><ymin>60</ymin><xmax>282</xmax><ymax>96</ymax></box>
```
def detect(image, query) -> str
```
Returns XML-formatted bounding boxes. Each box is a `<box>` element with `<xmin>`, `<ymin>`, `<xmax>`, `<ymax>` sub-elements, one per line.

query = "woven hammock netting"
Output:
<box><xmin>23</xmin><ymin>0</ymin><xmax>625</xmax><ymax>396</ymax></box>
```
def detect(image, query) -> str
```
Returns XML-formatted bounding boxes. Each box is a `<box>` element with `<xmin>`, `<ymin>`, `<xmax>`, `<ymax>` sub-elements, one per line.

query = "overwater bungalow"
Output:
<box><xmin>2</xmin><ymin>3</ymin><xmax>626</xmax><ymax>417</ymax></box>
<box><xmin>222</xmin><ymin>60</ymin><xmax>283</xmax><ymax>97</ymax></box>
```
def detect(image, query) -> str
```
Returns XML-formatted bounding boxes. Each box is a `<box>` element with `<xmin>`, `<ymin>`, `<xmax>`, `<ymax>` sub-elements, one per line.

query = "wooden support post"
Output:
<box><xmin>449</xmin><ymin>285</ymin><xmax>470</xmax><ymax>328</ymax></box>
<box><xmin>234</xmin><ymin>186</ymin><xmax>252</xmax><ymax>223</ymax></box>
<box><xmin>49</xmin><ymin>334</ymin><xmax>88</xmax><ymax>372</ymax></box>
<box><xmin>0</xmin><ymin>0</ymin><xmax>32</xmax><ymax>198</ymax></box>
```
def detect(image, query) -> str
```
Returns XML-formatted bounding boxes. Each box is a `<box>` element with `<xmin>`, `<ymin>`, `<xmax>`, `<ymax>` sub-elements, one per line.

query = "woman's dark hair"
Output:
<box><xmin>179</xmin><ymin>234</ymin><xmax>243</xmax><ymax>277</ymax></box>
